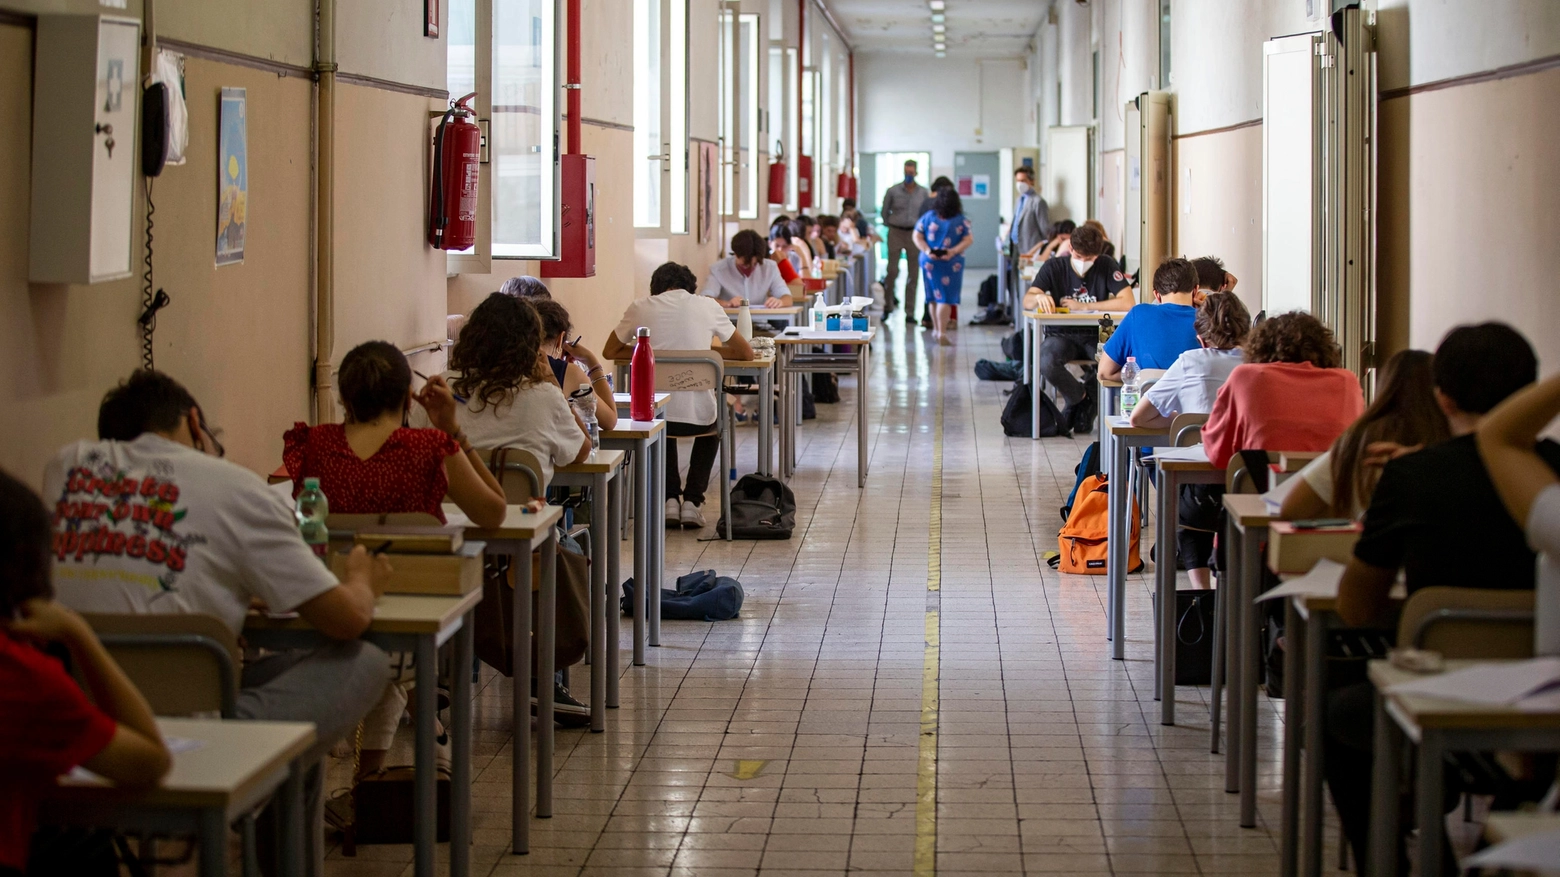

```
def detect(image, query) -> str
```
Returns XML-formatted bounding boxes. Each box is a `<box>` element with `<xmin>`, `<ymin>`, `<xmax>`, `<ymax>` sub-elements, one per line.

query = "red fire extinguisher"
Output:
<box><xmin>767</xmin><ymin>143</ymin><xmax>787</xmax><ymax>206</ymax></box>
<box><xmin>836</xmin><ymin>172</ymin><xmax>857</xmax><ymax>199</ymax></box>
<box><xmin>797</xmin><ymin>155</ymin><xmax>814</xmax><ymax>209</ymax></box>
<box><xmin>428</xmin><ymin>92</ymin><xmax>481</xmax><ymax>251</ymax></box>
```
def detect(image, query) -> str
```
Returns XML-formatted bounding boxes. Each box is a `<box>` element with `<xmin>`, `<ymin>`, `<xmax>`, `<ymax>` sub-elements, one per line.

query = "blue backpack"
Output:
<box><xmin>1060</xmin><ymin>440</ymin><xmax>1101</xmax><ymax>521</ymax></box>
<box><xmin>620</xmin><ymin>570</ymin><xmax>744</xmax><ymax>622</ymax></box>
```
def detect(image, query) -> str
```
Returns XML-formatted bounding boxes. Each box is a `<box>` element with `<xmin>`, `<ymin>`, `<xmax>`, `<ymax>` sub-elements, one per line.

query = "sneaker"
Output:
<box><xmin>904</xmin><ymin>313</ymin><xmax>918</xmax><ymax>326</ymax></box>
<box><xmin>664</xmin><ymin>497</ymin><xmax>682</xmax><ymax>527</ymax></box>
<box><xmin>680</xmin><ymin>502</ymin><xmax>707</xmax><ymax>529</ymax></box>
<box><xmin>531</xmin><ymin>680</ymin><xmax>591</xmax><ymax>728</ymax></box>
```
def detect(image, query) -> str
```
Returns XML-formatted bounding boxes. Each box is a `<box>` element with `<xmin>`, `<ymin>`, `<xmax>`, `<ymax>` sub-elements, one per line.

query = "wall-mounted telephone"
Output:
<box><xmin>141</xmin><ymin>49</ymin><xmax>187</xmax><ymax>178</ymax></box>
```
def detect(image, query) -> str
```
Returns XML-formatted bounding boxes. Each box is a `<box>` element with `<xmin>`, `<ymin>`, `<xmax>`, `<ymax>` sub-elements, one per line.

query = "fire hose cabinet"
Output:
<box><xmin>30</xmin><ymin>15</ymin><xmax>140</xmax><ymax>284</ymax></box>
<box><xmin>541</xmin><ymin>154</ymin><xmax>595</xmax><ymax>278</ymax></box>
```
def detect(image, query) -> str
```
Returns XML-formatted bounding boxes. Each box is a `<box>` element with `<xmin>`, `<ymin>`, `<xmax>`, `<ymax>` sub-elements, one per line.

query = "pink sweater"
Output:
<box><xmin>1202</xmin><ymin>362</ymin><xmax>1364</xmax><ymax>469</ymax></box>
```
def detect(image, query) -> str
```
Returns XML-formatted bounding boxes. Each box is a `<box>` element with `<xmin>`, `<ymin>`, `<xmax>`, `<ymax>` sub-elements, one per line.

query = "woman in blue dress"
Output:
<box><xmin>914</xmin><ymin>187</ymin><xmax>973</xmax><ymax>344</ymax></box>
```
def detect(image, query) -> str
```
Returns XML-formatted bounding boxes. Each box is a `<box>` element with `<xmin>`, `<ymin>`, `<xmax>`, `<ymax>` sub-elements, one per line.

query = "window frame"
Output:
<box><xmin>634</xmin><ymin>0</ymin><xmax>690</xmax><ymax>238</ymax></box>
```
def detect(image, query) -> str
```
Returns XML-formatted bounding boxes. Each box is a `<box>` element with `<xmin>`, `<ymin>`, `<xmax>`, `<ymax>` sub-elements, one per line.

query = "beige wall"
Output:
<box><xmin>1171</xmin><ymin>125</ymin><xmax>1264</xmax><ymax>316</ymax></box>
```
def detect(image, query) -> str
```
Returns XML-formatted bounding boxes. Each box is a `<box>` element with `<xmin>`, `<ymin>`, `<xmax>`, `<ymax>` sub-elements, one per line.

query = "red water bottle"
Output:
<box><xmin>629</xmin><ymin>327</ymin><xmax>656</xmax><ymax>422</ymax></box>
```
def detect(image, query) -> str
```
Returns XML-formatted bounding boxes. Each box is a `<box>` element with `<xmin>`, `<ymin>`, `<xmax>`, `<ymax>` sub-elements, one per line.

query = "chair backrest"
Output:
<box><xmin>1168</xmin><ymin>413</ymin><xmax>1209</xmax><ymax>448</ymax></box>
<box><xmin>1136</xmin><ymin>368</ymin><xmax>1167</xmax><ymax>394</ymax></box>
<box><xmin>651</xmin><ymin>350</ymin><xmax>725</xmax><ymax>394</ymax></box>
<box><xmin>1225</xmin><ymin>455</ymin><xmax>1257</xmax><ymax>493</ymax></box>
<box><xmin>1397</xmin><ymin>587</ymin><xmax>1535</xmax><ymax>659</ymax></box>
<box><xmin>482</xmin><ymin>446</ymin><xmax>546</xmax><ymax>502</ymax></box>
<box><xmin>81</xmin><ymin>613</ymin><xmax>240</xmax><ymax>717</ymax></box>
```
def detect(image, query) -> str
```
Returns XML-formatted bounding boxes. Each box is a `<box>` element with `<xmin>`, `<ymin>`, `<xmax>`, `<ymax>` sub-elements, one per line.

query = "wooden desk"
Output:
<box><xmin>442</xmin><ymin>503</ymin><xmax>559</xmax><ymax>855</ymax></box>
<box><xmin>1104</xmin><ymin>418</ymin><xmax>1171</xmax><ymax>663</ymax></box>
<box><xmin>246</xmin><ymin>589</ymin><xmax>480</xmax><ymax>876</ymax></box>
<box><xmin>1278</xmin><ymin>450</ymin><xmax>1324</xmax><ymax>472</ymax></box>
<box><xmin>613</xmin><ymin>391</ymin><xmax>670</xmax><ymax>414</ymax></box>
<box><xmin>723</xmin><ymin>305</ymin><xmax>803</xmax><ymax>327</ymax></box>
<box><xmin>42</xmin><ymin>718</ymin><xmax>315</xmax><ymax>877</ymax></box>
<box><xmin>774</xmin><ymin>329</ymin><xmax>877</xmax><ymax>488</ymax></box>
<box><xmin>552</xmin><ymin>449</ymin><xmax>626</xmax><ymax>732</ymax></box>
<box><xmin>600</xmin><ymin>420</ymin><xmax>666</xmax><ymax>668</ymax></box>
<box><xmin>724</xmin><ymin>352</ymin><xmax>778</xmax><ymax>479</ymax></box>
<box><xmin>1217</xmin><ymin>492</ymin><xmax>1277</xmax><ymax>831</ymax></box>
<box><xmin>1020</xmin><ymin>309</ymin><xmax>1107</xmax><ymax>440</ymax></box>
<box><xmin>1368</xmin><ymin>660</ymin><xmax>1560</xmax><ymax>877</ymax></box>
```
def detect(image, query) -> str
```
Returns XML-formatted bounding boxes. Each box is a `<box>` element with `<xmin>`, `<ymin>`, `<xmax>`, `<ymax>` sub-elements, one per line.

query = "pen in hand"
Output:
<box><xmin>414</xmin><ymin>370</ymin><xmax>468</xmax><ymax>404</ymax></box>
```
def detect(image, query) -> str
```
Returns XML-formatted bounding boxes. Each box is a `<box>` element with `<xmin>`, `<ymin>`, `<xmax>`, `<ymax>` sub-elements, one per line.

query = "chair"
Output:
<box><xmin>645</xmin><ymin>350</ymin><xmax>733</xmax><ymax>540</ymax></box>
<box><xmin>1398</xmin><ymin>587</ymin><xmax>1535</xmax><ymax>659</ymax></box>
<box><xmin>1169</xmin><ymin>413</ymin><xmax>1209</xmax><ymax>448</ymax></box>
<box><xmin>482</xmin><ymin>446</ymin><xmax>590</xmax><ymax>558</ymax></box>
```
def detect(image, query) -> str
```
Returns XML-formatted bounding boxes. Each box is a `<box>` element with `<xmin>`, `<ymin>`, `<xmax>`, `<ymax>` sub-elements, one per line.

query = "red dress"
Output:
<box><xmin>283</xmin><ymin>423</ymin><xmax>460</xmax><ymax>523</ymax></box>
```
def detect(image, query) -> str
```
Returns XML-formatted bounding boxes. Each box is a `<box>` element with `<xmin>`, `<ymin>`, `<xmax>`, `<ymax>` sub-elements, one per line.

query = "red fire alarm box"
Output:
<box><xmin>796</xmin><ymin>155</ymin><xmax>814</xmax><ymax>209</ymax></box>
<box><xmin>542</xmin><ymin>154</ymin><xmax>595</xmax><ymax>278</ymax></box>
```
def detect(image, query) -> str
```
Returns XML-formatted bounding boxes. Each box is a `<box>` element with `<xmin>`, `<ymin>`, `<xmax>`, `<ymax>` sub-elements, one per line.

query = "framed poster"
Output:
<box><xmin>215</xmin><ymin>87</ymin><xmax>247</xmax><ymax>266</ymax></box>
<box><xmin>698</xmin><ymin>141</ymin><xmax>717</xmax><ymax>244</ymax></box>
<box><xmin>425</xmin><ymin>0</ymin><xmax>440</xmax><ymax>38</ymax></box>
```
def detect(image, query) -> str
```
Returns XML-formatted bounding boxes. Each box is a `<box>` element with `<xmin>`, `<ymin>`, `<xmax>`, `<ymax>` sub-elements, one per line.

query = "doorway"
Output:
<box><xmin>953</xmin><ymin>151</ymin><xmax>1000</xmax><ymax>270</ymax></box>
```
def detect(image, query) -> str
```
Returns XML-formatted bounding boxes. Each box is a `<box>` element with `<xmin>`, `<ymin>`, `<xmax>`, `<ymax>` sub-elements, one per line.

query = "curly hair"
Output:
<box><xmin>338</xmin><ymin>340</ymin><xmax>412</xmax><ymax>423</ymax></box>
<box><xmin>450</xmin><ymin>293</ymin><xmax>548</xmax><ymax>411</ymax></box>
<box><xmin>1242</xmin><ymin>311</ymin><xmax>1341</xmax><ymax>368</ymax></box>
<box><xmin>1194</xmin><ymin>292</ymin><xmax>1251</xmax><ymax>350</ymax></box>
<box><xmin>932</xmin><ymin>186</ymin><xmax>963</xmax><ymax>219</ymax></box>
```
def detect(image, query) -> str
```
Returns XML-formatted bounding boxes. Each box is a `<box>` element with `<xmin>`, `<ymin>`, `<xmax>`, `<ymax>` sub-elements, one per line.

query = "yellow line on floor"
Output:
<box><xmin>914</xmin><ymin>361</ymin><xmax>945</xmax><ymax>876</ymax></box>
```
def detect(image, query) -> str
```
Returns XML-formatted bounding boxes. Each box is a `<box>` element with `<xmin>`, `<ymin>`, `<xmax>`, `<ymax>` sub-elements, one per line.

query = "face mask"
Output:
<box><xmin>1016</xmin><ymin>181</ymin><xmax>1033</xmax><ymax>195</ymax></box>
<box><xmin>905</xmin><ymin>173</ymin><xmax>916</xmax><ymax>184</ymax></box>
<box><xmin>1070</xmin><ymin>256</ymin><xmax>1095</xmax><ymax>277</ymax></box>
<box><xmin>736</xmin><ymin>260</ymin><xmax>755</xmax><ymax>277</ymax></box>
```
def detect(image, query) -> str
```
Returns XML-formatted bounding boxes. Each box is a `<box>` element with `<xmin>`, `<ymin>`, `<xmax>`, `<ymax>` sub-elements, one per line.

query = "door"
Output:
<box><xmin>953</xmin><ymin>151</ymin><xmax>999</xmax><ymax>270</ymax></box>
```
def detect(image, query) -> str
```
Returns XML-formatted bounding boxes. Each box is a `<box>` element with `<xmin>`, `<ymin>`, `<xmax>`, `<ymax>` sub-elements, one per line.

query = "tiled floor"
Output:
<box><xmin>323</xmin><ymin>319</ymin><xmax>1307</xmax><ymax>876</ymax></box>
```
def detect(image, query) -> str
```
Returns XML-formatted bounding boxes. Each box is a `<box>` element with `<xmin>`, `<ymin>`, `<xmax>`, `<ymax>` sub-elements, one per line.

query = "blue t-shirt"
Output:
<box><xmin>1101</xmin><ymin>302</ymin><xmax>1199</xmax><ymax>369</ymax></box>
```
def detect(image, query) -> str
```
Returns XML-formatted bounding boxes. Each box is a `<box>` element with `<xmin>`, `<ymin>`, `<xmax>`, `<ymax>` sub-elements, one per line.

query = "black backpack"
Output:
<box><xmin>715</xmin><ymin>475</ymin><xmax>797</xmax><ymax>539</ymax></box>
<box><xmin>976</xmin><ymin>273</ymin><xmax>999</xmax><ymax>307</ymax></box>
<box><xmin>1000</xmin><ymin>331</ymin><xmax>1025</xmax><ymax>361</ymax></box>
<box><xmin>1000</xmin><ymin>381</ymin><xmax>1064</xmax><ymax>438</ymax></box>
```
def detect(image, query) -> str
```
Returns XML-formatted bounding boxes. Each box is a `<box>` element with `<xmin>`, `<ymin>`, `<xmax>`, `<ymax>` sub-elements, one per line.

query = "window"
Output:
<box><xmin>1159</xmin><ymin>0</ymin><xmax>1172</xmax><ymax>89</ymax></box>
<box><xmin>739</xmin><ymin>14</ymin><xmax>759</xmax><ymax>218</ymax></box>
<box><xmin>767</xmin><ymin>44</ymin><xmax>785</xmax><ymax>205</ymax></box>
<box><xmin>634</xmin><ymin>0</ymin><xmax>689</xmax><ymax>235</ymax></box>
<box><xmin>445</xmin><ymin>0</ymin><xmax>560</xmax><ymax>270</ymax></box>
<box><xmin>718</xmin><ymin>11</ymin><xmax>760</xmax><ymax>220</ymax></box>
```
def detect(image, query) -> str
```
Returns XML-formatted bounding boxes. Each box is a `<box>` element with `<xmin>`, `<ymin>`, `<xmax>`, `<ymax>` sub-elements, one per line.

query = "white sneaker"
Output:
<box><xmin>680</xmin><ymin>502</ymin><xmax>707</xmax><ymax>530</ymax></box>
<box><xmin>664</xmin><ymin>498</ymin><xmax>682</xmax><ymax>528</ymax></box>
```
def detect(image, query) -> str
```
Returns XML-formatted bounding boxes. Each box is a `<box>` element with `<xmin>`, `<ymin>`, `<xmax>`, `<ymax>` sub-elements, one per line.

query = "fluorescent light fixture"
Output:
<box><xmin>933</xmin><ymin>41</ymin><xmax>945</xmax><ymax>50</ymax></box>
<box><xmin>928</xmin><ymin>0</ymin><xmax>945</xmax><ymax>10</ymax></box>
<box><xmin>932</xmin><ymin>22</ymin><xmax>945</xmax><ymax>31</ymax></box>
<box><xmin>931</xmin><ymin>12</ymin><xmax>945</xmax><ymax>22</ymax></box>
<box><xmin>935</xmin><ymin>50</ymin><xmax>946</xmax><ymax>57</ymax></box>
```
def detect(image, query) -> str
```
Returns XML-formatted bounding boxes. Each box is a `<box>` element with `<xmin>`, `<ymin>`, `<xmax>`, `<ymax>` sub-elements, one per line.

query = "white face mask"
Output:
<box><xmin>1070</xmin><ymin>256</ymin><xmax>1095</xmax><ymax>277</ymax></box>
<box><xmin>1016</xmin><ymin>181</ymin><xmax>1033</xmax><ymax>195</ymax></box>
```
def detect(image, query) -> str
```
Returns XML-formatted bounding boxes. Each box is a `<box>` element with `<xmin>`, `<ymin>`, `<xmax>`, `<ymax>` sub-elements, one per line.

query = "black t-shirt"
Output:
<box><xmin>1353</xmin><ymin>434</ymin><xmax>1560</xmax><ymax>593</ymax></box>
<box><xmin>1028</xmin><ymin>254</ymin><xmax>1131</xmax><ymax>308</ymax></box>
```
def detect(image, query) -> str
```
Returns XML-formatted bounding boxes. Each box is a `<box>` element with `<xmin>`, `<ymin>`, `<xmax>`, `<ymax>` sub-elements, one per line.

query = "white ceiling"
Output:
<box><xmin>823</xmin><ymin>0</ymin><xmax>1050</xmax><ymax>58</ymax></box>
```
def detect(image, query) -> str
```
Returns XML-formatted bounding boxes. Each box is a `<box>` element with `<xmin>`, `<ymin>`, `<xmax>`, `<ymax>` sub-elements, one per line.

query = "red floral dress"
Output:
<box><xmin>282</xmin><ymin>423</ymin><xmax>460</xmax><ymax>522</ymax></box>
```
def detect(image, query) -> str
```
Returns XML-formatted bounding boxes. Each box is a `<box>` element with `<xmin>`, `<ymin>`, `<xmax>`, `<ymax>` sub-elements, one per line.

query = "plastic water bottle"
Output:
<box><xmin>295</xmin><ymin>477</ymin><xmax>330</xmax><ymax>564</ymax></box>
<box><xmin>812</xmin><ymin>293</ymin><xmax>828</xmax><ymax>328</ymax></box>
<box><xmin>570</xmin><ymin>387</ymin><xmax>599</xmax><ymax>450</ymax></box>
<box><xmin>1121</xmin><ymin>356</ymin><xmax>1141</xmax><ymax>415</ymax></box>
<box><xmin>736</xmin><ymin>301</ymin><xmax>754</xmax><ymax>341</ymax></box>
<box><xmin>629</xmin><ymin>326</ymin><xmax>656</xmax><ymax>422</ymax></box>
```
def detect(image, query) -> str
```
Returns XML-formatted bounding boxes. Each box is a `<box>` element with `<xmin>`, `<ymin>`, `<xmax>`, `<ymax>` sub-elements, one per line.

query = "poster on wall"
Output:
<box><xmin>215</xmin><ymin>88</ymin><xmax>248</xmax><ymax>266</ymax></box>
<box><xmin>956</xmin><ymin>174</ymin><xmax>991</xmax><ymax>199</ymax></box>
<box><xmin>698</xmin><ymin>141</ymin><xmax>717</xmax><ymax>244</ymax></box>
<box><xmin>425</xmin><ymin>0</ymin><xmax>440</xmax><ymax>37</ymax></box>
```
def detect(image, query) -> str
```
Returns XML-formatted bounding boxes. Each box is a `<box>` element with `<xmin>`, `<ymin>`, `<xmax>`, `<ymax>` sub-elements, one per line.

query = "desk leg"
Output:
<box><xmin>1158</xmin><ymin>468</ymin><xmax>1177</xmax><ymax>724</ymax></box>
<box><xmin>857</xmin><ymin>345</ymin><xmax>869</xmax><ymax>488</ymax></box>
<box><xmin>451</xmin><ymin>611</ymin><xmax>474</xmax><ymax>877</ymax></box>
<box><xmin>1023</xmin><ymin>314</ymin><xmax>1033</xmax><ymax>387</ymax></box>
<box><xmin>413</xmin><ymin>634</ymin><xmax>437</xmax><ymax>877</ymax></box>
<box><xmin>200</xmin><ymin>808</ymin><xmax>228</xmax><ymax>877</ymax></box>
<box><xmin>758</xmin><ymin>364</ymin><xmax>774</xmax><ymax>477</ymax></box>
<box><xmin>1224</xmin><ymin>515</ymin><xmax>1243</xmax><ymax>794</ymax></box>
<box><xmin>1239</xmin><ymin>525</ymin><xmax>1262</xmax><ymax>829</ymax></box>
<box><xmin>778</xmin><ymin>353</ymin><xmax>790</xmax><ymax>479</ymax></box>
<box><xmin>279</xmin><ymin>760</ymin><xmax>305</xmax><ymax>877</ymax></box>
<box><xmin>1211</xmin><ymin>567</ymin><xmax>1226</xmax><ymax>754</ymax></box>
<box><xmin>1280</xmin><ymin>600</ymin><xmax>1303</xmax><ymax>877</ymax></box>
<box><xmin>606</xmin><ymin>470</ymin><xmax>622</xmax><ymax>709</ymax></box>
<box><xmin>1108</xmin><ymin>437</ymin><xmax>1130</xmax><ymax>659</ymax></box>
<box><xmin>1416</xmin><ymin>730</ymin><xmax>1445</xmax><ymax>877</ymax></box>
<box><xmin>1300</xmin><ymin>610</ymin><xmax>1329</xmax><ymax>875</ymax></box>
<box><xmin>590</xmin><ymin>471</ymin><xmax>607</xmax><ymax>733</ymax></box>
<box><xmin>1368</xmin><ymin>692</ymin><xmax>1402</xmax><ymax>877</ymax></box>
<box><xmin>538</xmin><ymin>530</ymin><xmax>557</xmax><ymax>816</ymax></box>
<box><xmin>633</xmin><ymin>438</ymin><xmax>648</xmax><ymax>666</ymax></box>
<box><xmin>649</xmin><ymin>436</ymin><xmax>663</xmax><ymax>647</ymax></box>
<box><xmin>511</xmin><ymin>538</ymin><xmax>532</xmax><ymax>854</ymax></box>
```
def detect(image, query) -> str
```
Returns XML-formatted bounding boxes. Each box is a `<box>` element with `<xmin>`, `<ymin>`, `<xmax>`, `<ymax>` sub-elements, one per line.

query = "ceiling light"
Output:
<box><xmin>934</xmin><ymin>41</ymin><xmax>946</xmax><ymax>50</ymax></box>
<box><xmin>931</xmin><ymin>13</ymin><xmax>945</xmax><ymax>23</ymax></box>
<box><xmin>932</xmin><ymin>23</ymin><xmax>945</xmax><ymax>33</ymax></box>
<box><xmin>936</xmin><ymin>50</ymin><xmax>946</xmax><ymax>57</ymax></box>
<box><xmin>929</xmin><ymin>1</ymin><xmax>945</xmax><ymax>10</ymax></box>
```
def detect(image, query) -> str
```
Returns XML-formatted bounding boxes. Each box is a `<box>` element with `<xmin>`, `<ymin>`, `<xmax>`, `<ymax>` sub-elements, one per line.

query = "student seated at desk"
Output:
<box><xmin>699</xmin><ymin>229</ymin><xmax>794</xmax><ymax>308</ymax></box>
<box><xmin>0</xmin><ymin>471</ymin><xmax>170</xmax><ymax>877</ymax></box>
<box><xmin>420</xmin><ymin>294</ymin><xmax>591</xmax><ymax>490</ymax></box>
<box><xmin>498</xmin><ymin>274</ymin><xmax>551</xmax><ymax>300</ymax></box>
<box><xmin>1479</xmin><ymin>372</ymin><xmax>1560</xmax><ymax>656</ymax></box>
<box><xmin>815</xmin><ymin>215</ymin><xmax>841</xmax><ymax>260</ymax></box>
<box><xmin>534</xmin><ymin>299</ymin><xmax>619</xmax><ymax>431</ymax></box>
<box><xmin>602</xmin><ymin>262</ymin><xmax>755</xmax><ymax>530</ymax></box>
<box><xmin>1329</xmin><ymin>323</ymin><xmax>1560</xmax><ymax>868</ymax></box>
<box><xmin>1279</xmin><ymin>349</ymin><xmax>1449</xmax><ymax>521</ymax></box>
<box><xmin>1191</xmin><ymin>255</ymin><xmax>1238</xmax><ymax>301</ymax></box>
<box><xmin>768</xmin><ymin>223</ymin><xmax>805</xmax><ymax>298</ymax></box>
<box><xmin>284</xmin><ymin>340</ymin><xmax>508</xmax><ymax>527</ymax></box>
<box><xmin>1021</xmin><ymin>223</ymin><xmax>1135</xmax><ymax>432</ymax></box>
<box><xmin>1097</xmin><ymin>257</ymin><xmax>1203</xmax><ymax>380</ymax></box>
<box><xmin>45</xmin><ymin>370</ymin><xmax>393</xmax><ymax>854</ymax></box>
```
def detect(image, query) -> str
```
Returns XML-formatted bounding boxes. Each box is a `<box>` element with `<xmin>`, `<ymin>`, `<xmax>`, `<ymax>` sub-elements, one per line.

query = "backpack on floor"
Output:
<box><xmin>1052</xmin><ymin>473</ymin><xmax>1142</xmax><ymax>575</ymax></box>
<box><xmin>974</xmin><ymin>359</ymin><xmax>1021</xmax><ymax>382</ymax></box>
<box><xmin>1001</xmin><ymin>381</ymin><xmax>1064</xmax><ymax>438</ymax></box>
<box><xmin>714</xmin><ymin>474</ymin><xmax>796</xmax><ymax>539</ymax></box>
<box><xmin>1000</xmin><ymin>331</ymin><xmax>1025</xmax><ymax>361</ymax></box>
<box><xmin>621</xmin><ymin>569</ymin><xmax>745</xmax><ymax>621</ymax></box>
<box><xmin>1060</xmin><ymin>441</ymin><xmax>1101</xmax><ymax>521</ymax></box>
<box><xmin>976</xmin><ymin>273</ymin><xmax>999</xmax><ymax>307</ymax></box>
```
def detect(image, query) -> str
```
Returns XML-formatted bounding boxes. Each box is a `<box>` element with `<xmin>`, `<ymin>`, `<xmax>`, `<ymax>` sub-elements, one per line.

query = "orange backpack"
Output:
<box><xmin>1056</xmin><ymin>473</ymin><xmax>1143</xmax><ymax>575</ymax></box>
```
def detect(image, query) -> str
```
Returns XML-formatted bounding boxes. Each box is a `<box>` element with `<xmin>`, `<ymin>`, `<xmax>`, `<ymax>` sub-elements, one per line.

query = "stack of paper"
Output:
<box><xmin>1461</xmin><ymin>830</ymin><xmax>1560</xmax><ymax>875</ymax></box>
<box><xmin>1254</xmin><ymin>558</ymin><xmax>1346</xmax><ymax>603</ymax></box>
<box><xmin>1386</xmin><ymin>657</ymin><xmax>1560</xmax><ymax>711</ymax></box>
<box><xmin>1153</xmin><ymin>445</ymin><xmax>1211</xmax><ymax>464</ymax></box>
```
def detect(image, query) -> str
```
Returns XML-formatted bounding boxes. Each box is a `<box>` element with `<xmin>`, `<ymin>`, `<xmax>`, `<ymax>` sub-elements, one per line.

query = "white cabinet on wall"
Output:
<box><xmin>30</xmin><ymin>15</ymin><xmax>140</xmax><ymax>285</ymax></box>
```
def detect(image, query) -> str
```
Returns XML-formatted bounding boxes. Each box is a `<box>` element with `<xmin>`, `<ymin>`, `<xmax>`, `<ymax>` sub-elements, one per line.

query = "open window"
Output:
<box><xmin>446</xmin><ymin>0</ymin><xmax>560</xmax><ymax>272</ymax></box>
<box><xmin>718</xmin><ymin>9</ymin><xmax>761</xmax><ymax>221</ymax></box>
<box><xmin>634</xmin><ymin>0</ymin><xmax>689</xmax><ymax>236</ymax></box>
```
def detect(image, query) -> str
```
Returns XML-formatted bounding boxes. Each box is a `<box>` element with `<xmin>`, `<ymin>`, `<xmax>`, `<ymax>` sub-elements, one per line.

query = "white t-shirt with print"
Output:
<box><xmin>417</xmin><ymin>378</ymin><xmax>583</xmax><ymax>489</ymax></box>
<box><xmin>613</xmin><ymin>289</ymin><xmax>736</xmax><ymax>426</ymax></box>
<box><xmin>42</xmin><ymin>434</ymin><xmax>340</xmax><ymax>636</ymax></box>
<box><xmin>1141</xmin><ymin>347</ymin><xmax>1244</xmax><ymax>420</ymax></box>
<box><xmin>1528</xmin><ymin>483</ymin><xmax>1560</xmax><ymax>657</ymax></box>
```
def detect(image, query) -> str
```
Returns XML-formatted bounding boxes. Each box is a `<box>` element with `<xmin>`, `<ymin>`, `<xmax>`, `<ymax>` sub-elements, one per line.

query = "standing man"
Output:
<box><xmin>1009</xmin><ymin>165</ymin><xmax>1050</xmax><ymax>255</ymax></box>
<box><xmin>880</xmin><ymin>159</ymin><xmax>931</xmax><ymax>322</ymax></box>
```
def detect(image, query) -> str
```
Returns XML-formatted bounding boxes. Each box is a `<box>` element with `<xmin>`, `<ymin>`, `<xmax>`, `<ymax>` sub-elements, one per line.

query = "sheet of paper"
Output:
<box><xmin>1262</xmin><ymin>471</ymin><xmax>1302</xmax><ymax>513</ymax></box>
<box><xmin>1153</xmin><ymin>445</ymin><xmax>1210</xmax><ymax>463</ymax></box>
<box><xmin>1386</xmin><ymin>657</ymin><xmax>1560</xmax><ymax>706</ymax></box>
<box><xmin>1254</xmin><ymin>558</ymin><xmax>1346</xmax><ymax>603</ymax></box>
<box><xmin>1461</xmin><ymin>828</ymin><xmax>1560</xmax><ymax>873</ymax></box>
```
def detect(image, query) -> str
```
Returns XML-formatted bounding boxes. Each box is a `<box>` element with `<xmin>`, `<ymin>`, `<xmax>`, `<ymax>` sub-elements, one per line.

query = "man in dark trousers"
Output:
<box><xmin>879</xmin><ymin>159</ymin><xmax>931</xmax><ymax>322</ymax></box>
